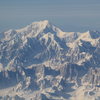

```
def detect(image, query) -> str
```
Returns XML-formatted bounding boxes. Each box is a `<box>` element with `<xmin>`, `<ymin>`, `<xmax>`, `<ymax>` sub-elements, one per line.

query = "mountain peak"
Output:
<box><xmin>16</xmin><ymin>20</ymin><xmax>50</xmax><ymax>34</ymax></box>
<box><xmin>15</xmin><ymin>20</ymin><xmax>65</xmax><ymax>39</ymax></box>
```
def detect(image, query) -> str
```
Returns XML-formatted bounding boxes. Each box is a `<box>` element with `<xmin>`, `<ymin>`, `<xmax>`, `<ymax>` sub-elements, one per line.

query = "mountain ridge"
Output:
<box><xmin>0</xmin><ymin>20</ymin><xmax>100</xmax><ymax>100</ymax></box>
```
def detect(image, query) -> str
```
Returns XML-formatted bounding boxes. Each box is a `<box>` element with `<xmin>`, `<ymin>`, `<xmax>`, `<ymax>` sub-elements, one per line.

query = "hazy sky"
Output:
<box><xmin>0</xmin><ymin>0</ymin><xmax>100</xmax><ymax>32</ymax></box>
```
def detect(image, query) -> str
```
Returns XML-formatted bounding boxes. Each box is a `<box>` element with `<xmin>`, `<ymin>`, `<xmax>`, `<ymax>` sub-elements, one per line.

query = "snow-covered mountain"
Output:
<box><xmin>0</xmin><ymin>20</ymin><xmax>100</xmax><ymax>100</ymax></box>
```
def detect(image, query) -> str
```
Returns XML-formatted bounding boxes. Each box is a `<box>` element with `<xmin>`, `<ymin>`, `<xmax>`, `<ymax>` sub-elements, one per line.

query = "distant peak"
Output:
<box><xmin>16</xmin><ymin>20</ymin><xmax>50</xmax><ymax>33</ymax></box>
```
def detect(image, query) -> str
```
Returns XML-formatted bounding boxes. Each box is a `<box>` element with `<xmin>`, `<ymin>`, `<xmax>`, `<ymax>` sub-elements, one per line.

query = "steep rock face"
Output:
<box><xmin>0</xmin><ymin>20</ymin><xmax>100</xmax><ymax>100</ymax></box>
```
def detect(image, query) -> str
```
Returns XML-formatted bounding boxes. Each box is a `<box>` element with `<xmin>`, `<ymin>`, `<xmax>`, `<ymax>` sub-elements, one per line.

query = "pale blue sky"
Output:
<box><xmin>0</xmin><ymin>0</ymin><xmax>100</xmax><ymax>32</ymax></box>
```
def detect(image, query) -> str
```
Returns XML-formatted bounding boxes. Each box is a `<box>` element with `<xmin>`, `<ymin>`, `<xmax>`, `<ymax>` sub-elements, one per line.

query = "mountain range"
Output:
<box><xmin>0</xmin><ymin>20</ymin><xmax>100</xmax><ymax>100</ymax></box>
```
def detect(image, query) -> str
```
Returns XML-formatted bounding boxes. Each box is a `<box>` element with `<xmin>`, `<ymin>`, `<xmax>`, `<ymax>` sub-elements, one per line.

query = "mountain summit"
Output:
<box><xmin>0</xmin><ymin>20</ymin><xmax>100</xmax><ymax>100</ymax></box>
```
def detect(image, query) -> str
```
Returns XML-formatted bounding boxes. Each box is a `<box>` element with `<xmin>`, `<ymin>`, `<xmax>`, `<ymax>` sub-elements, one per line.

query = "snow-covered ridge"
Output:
<box><xmin>0</xmin><ymin>20</ymin><xmax>100</xmax><ymax>100</ymax></box>
<box><xmin>2</xmin><ymin>20</ymin><xmax>100</xmax><ymax>41</ymax></box>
